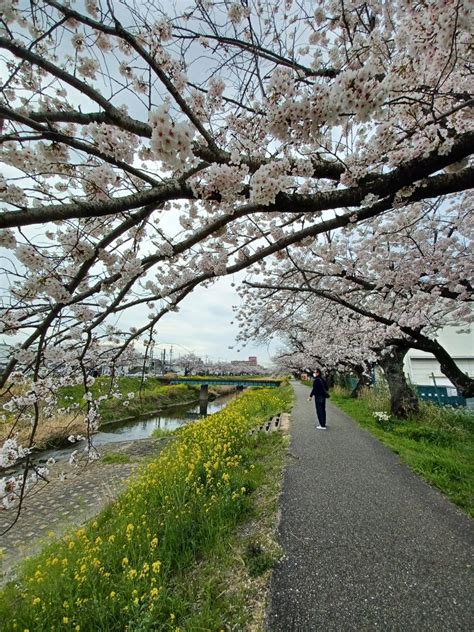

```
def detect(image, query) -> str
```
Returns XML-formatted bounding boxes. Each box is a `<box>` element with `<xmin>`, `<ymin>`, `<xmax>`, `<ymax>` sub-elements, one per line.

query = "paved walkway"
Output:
<box><xmin>267</xmin><ymin>382</ymin><xmax>473</xmax><ymax>631</ymax></box>
<box><xmin>0</xmin><ymin>438</ymin><xmax>164</xmax><ymax>585</ymax></box>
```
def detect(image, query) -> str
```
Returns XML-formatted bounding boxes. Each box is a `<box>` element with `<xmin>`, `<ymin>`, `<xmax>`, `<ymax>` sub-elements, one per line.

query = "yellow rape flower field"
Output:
<box><xmin>0</xmin><ymin>386</ymin><xmax>293</xmax><ymax>631</ymax></box>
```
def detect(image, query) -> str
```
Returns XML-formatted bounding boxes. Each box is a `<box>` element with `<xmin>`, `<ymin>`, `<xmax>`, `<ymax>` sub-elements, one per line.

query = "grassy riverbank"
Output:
<box><xmin>59</xmin><ymin>377</ymin><xmax>202</xmax><ymax>422</ymax></box>
<box><xmin>0</xmin><ymin>385</ymin><xmax>293</xmax><ymax>630</ymax></box>
<box><xmin>328</xmin><ymin>385</ymin><xmax>474</xmax><ymax>516</ymax></box>
<box><xmin>2</xmin><ymin>378</ymin><xmax>234</xmax><ymax>451</ymax></box>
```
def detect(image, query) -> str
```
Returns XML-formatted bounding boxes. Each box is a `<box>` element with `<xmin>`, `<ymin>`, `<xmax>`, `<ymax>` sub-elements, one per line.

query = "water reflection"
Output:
<box><xmin>88</xmin><ymin>392</ymin><xmax>236</xmax><ymax>445</ymax></box>
<box><xmin>7</xmin><ymin>394</ymin><xmax>237</xmax><ymax>476</ymax></box>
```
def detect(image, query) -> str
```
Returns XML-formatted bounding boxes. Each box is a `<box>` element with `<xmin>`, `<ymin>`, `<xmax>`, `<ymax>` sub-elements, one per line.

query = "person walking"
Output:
<box><xmin>308</xmin><ymin>368</ymin><xmax>329</xmax><ymax>429</ymax></box>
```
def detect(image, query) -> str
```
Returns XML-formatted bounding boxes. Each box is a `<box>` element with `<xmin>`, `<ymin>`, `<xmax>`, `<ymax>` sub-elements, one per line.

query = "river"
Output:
<box><xmin>33</xmin><ymin>391</ymin><xmax>238</xmax><ymax>467</ymax></box>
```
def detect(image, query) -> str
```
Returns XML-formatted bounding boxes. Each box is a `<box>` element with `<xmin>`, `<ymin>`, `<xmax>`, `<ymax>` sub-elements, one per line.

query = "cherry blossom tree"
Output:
<box><xmin>237</xmin><ymin>199</ymin><xmax>473</xmax><ymax>414</ymax></box>
<box><xmin>177</xmin><ymin>352</ymin><xmax>204</xmax><ymax>375</ymax></box>
<box><xmin>236</xmin><ymin>286</ymin><xmax>422</xmax><ymax>416</ymax></box>
<box><xmin>1</xmin><ymin>0</ymin><xmax>473</xmax><ymax>512</ymax></box>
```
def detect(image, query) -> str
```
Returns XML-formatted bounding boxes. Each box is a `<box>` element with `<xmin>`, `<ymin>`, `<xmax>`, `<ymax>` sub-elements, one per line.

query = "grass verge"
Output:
<box><xmin>101</xmin><ymin>452</ymin><xmax>133</xmax><ymax>465</ymax></box>
<box><xmin>329</xmin><ymin>385</ymin><xmax>474</xmax><ymax>517</ymax></box>
<box><xmin>0</xmin><ymin>385</ymin><xmax>293</xmax><ymax>630</ymax></box>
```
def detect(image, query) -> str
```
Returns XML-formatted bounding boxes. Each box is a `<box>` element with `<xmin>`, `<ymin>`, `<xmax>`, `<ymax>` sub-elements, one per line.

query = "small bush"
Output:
<box><xmin>373</xmin><ymin>410</ymin><xmax>393</xmax><ymax>430</ymax></box>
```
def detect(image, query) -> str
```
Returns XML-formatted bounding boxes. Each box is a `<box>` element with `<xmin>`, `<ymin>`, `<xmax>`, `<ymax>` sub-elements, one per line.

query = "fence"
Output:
<box><xmin>415</xmin><ymin>384</ymin><xmax>466</xmax><ymax>408</ymax></box>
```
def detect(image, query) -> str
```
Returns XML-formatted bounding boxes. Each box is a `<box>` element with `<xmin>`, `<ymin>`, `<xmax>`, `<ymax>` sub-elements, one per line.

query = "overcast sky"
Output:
<box><xmin>116</xmin><ymin>272</ymin><xmax>280</xmax><ymax>366</ymax></box>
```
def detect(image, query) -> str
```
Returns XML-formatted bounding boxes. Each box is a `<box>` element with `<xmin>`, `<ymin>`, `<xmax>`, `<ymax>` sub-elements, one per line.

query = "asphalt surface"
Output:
<box><xmin>266</xmin><ymin>382</ymin><xmax>473</xmax><ymax>631</ymax></box>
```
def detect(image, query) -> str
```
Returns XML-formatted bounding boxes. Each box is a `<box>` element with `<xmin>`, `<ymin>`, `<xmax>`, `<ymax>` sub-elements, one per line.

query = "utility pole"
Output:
<box><xmin>170</xmin><ymin>345</ymin><xmax>173</xmax><ymax>372</ymax></box>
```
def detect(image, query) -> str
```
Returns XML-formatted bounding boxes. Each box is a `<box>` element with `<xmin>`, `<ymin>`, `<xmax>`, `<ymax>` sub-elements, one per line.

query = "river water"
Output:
<box><xmin>93</xmin><ymin>392</ymin><xmax>237</xmax><ymax>444</ymax></box>
<box><xmin>33</xmin><ymin>392</ymin><xmax>238</xmax><ymax>467</ymax></box>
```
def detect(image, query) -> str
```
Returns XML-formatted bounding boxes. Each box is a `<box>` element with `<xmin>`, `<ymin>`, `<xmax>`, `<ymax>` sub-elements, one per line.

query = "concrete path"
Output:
<box><xmin>267</xmin><ymin>382</ymin><xmax>473</xmax><ymax>631</ymax></box>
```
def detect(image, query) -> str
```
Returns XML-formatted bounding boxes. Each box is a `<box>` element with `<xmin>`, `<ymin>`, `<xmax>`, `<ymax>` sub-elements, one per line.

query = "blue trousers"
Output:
<box><xmin>315</xmin><ymin>397</ymin><xmax>327</xmax><ymax>427</ymax></box>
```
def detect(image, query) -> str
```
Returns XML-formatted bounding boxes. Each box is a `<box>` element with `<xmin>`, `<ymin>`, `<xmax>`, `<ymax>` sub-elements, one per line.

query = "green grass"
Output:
<box><xmin>329</xmin><ymin>385</ymin><xmax>474</xmax><ymax>516</ymax></box>
<box><xmin>150</xmin><ymin>427</ymin><xmax>175</xmax><ymax>440</ymax></box>
<box><xmin>0</xmin><ymin>385</ymin><xmax>293</xmax><ymax>631</ymax></box>
<box><xmin>59</xmin><ymin>377</ymin><xmax>200</xmax><ymax>423</ymax></box>
<box><xmin>101</xmin><ymin>452</ymin><xmax>132</xmax><ymax>464</ymax></box>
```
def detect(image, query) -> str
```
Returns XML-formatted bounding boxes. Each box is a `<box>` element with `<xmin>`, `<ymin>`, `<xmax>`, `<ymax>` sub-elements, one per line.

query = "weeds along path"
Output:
<box><xmin>0</xmin><ymin>438</ymin><xmax>163</xmax><ymax>585</ymax></box>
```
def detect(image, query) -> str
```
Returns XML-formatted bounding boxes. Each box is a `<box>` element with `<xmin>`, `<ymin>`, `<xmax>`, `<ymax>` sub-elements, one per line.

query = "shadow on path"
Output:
<box><xmin>267</xmin><ymin>381</ymin><xmax>473</xmax><ymax>631</ymax></box>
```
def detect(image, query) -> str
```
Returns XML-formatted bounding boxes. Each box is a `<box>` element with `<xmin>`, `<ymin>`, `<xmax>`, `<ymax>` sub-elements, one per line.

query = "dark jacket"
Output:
<box><xmin>310</xmin><ymin>376</ymin><xmax>329</xmax><ymax>399</ymax></box>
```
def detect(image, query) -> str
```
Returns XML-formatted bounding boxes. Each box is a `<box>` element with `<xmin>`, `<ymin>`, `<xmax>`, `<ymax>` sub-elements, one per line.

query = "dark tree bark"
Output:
<box><xmin>378</xmin><ymin>347</ymin><xmax>419</xmax><ymax>418</ymax></box>
<box><xmin>350</xmin><ymin>364</ymin><xmax>372</xmax><ymax>398</ymax></box>
<box><xmin>326</xmin><ymin>369</ymin><xmax>338</xmax><ymax>388</ymax></box>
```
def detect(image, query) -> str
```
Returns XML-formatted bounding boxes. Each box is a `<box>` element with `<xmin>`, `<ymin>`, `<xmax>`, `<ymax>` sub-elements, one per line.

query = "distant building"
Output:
<box><xmin>404</xmin><ymin>324</ymin><xmax>474</xmax><ymax>391</ymax></box>
<box><xmin>231</xmin><ymin>356</ymin><xmax>258</xmax><ymax>367</ymax></box>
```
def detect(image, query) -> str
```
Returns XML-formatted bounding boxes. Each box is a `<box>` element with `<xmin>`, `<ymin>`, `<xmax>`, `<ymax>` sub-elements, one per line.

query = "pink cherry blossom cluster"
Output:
<box><xmin>250</xmin><ymin>160</ymin><xmax>293</xmax><ymax>206</ymax></box>
<box><xmin>149</xmin><ymin>104</ymin><xmax>194</xmax><ymax>171</ymax></box>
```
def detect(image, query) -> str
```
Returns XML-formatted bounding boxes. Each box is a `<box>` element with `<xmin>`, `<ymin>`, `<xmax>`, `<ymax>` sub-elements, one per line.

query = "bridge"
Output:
<box><xmin>168</xmin><ymin>378</ymin><xmax>281</xmax><ymax>388</ymax></box>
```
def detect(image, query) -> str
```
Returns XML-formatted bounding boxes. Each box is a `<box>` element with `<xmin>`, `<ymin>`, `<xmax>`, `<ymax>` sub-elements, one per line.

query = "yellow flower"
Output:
<box><xmin>32</xmin><ymin>597</ymin><xmax>41</xmax><ymax>606</ymax></box>
<box><xmin>109</xmin><ymin>591</ymin><xmax>116</xmax><ymax>599</ymax></box>
<box><xmin>122</xmin><ymin>557</ymin><xmax>129</xmax><ymax>567</ymax></box>
<box><xmin>63</xmin><ymin>617</ymin><xmax>69</xmax><ymax>624</ymax></box>
<box><xmin>152</xmin><ymin>561</ymin><xmax>161</xmax><ymax>573</ymax></box>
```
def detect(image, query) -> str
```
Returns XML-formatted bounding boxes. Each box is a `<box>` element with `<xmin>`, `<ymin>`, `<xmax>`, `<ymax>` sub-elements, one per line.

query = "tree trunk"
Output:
<box><xmin>350</xmin><ymin>364</ymin><xmax>371</xmax><ymax>398</ymax></box>
<box><xmin>326</xmin><ymin>369</ymin><xmax>337</xmax><ymax>389</ymax></box>
<box><xmin>378</xmin><ymin>347</ymin><xmax>419</xmax><ymax>418</ymax></box>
